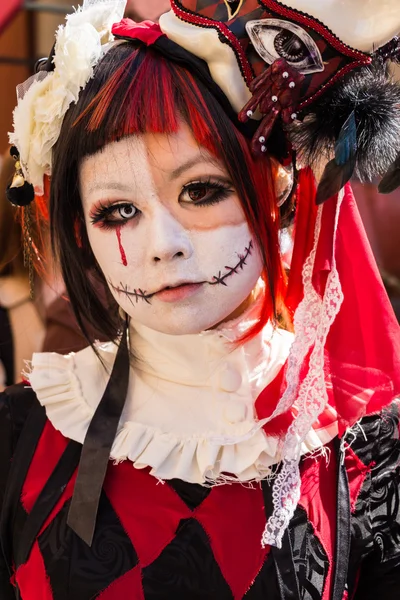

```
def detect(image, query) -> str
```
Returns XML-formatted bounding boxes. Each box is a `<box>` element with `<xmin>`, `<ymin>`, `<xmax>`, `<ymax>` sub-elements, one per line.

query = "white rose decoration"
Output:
<box><xmin>8</xmin><ymin>0</ymin><xmax>126</xmax><ymax>194</ymax></box>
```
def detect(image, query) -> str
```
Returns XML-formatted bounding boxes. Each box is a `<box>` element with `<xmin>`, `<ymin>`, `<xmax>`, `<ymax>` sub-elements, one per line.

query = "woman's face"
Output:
<box><xmin>79</xmin><ymin>124</ymin><xmax>263</xmax><ymax>335</ymax></box>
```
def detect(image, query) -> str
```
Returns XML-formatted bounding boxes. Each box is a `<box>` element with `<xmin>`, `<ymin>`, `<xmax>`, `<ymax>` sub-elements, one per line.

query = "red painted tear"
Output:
<box><xmin>116</xmin><ymin>226</ymin><xmax>128</xmax><ymax>266</ymax></box>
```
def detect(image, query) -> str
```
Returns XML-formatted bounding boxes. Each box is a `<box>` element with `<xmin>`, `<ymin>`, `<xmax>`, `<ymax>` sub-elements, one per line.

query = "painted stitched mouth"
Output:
<box><xmin>108</xmin><ymin>239</ymin><xmax>253</xmax><ymax>305</ymax></box>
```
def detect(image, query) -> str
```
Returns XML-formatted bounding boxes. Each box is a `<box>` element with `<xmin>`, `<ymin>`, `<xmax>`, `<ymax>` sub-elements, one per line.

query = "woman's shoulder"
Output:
<box><xmin>0</xmin><ymin>341</ymin><xmax>114</xmax><ymax>451</ymax></box>
<box><xmin>28</xmin><ymin>342</ymin><xmax>116</xmax><ymax>400</ymax></box>
<box><xmin>28</xmin><ymin>342</ymin><xmax>116</xmax><ymax>404</ymax></box>
<box><xmin>23</xmin><ymin>343</ymin><xmax>115</xmax><ymax>446</ymax></box>
<box><xmin>0</xmin><ymin>383</ymin><xmax>42</xmax><ymax>456</ymax></box>
<box><xmin>1</xmin><ymin>382</ymin><xmax>39</xmax><ymax>423</ymax></box>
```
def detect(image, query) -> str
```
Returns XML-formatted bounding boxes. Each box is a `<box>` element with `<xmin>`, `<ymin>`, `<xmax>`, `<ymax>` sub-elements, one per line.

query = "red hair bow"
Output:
<box><xmin>111</xmin><ymin>18</ymin><xmax>165</xmax><ymax>46</ymax></box>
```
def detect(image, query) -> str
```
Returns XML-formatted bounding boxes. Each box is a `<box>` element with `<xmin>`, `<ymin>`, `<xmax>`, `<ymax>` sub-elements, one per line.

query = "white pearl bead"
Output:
<box><xmin>289</xmin><ymin>82</ymin><xmax>296</xmax><ymax>89</ymax></box>
<box><xmin>247</xmin><ymin>110</ymin><xmax>253</xmax><ymax>117</ymax></box>
<box><xmin>271</xmin><ymin>95</ymin><xmax>278</xmax><ymax>102</ymax></box>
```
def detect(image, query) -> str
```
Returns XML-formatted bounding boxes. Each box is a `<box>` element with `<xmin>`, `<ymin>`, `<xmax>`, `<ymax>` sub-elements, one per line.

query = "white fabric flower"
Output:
<box><xmin>9</xmin><ymin>0</ymin><xmax>126</xmax><ymax>193</ymax></box>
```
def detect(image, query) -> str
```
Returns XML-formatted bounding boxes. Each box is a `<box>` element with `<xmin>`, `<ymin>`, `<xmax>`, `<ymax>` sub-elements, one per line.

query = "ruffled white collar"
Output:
<box><xmin>28</xmin><ymin>307</ymin><xmax>338</xmax><ymax>485</ymax></box>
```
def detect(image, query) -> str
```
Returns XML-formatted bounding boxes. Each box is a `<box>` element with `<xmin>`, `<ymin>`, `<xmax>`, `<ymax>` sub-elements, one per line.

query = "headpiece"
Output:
<box><xmin>7</xmin><ymin>0</ymin><xmax>400</xmax><ymax>550</ymax></box>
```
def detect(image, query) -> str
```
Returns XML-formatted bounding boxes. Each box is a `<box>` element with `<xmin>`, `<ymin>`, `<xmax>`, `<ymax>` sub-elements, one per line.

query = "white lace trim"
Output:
<box><xmin>262</xmin><ymin>189</ymin><xmax>345</xmax><ymax>548</ymax></box>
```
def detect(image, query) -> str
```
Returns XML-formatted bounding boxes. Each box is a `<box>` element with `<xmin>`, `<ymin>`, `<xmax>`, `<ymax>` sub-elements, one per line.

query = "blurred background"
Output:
<box><xmin>0</xmin><ymin>0</ymin><xmax>398</xmax><ymax>390</ymax></box>
<box><xmin>0</xmin><ymin>0</ymin><xmax>172</xmax><ymax>152</ymax></box>
<box><xmin>0</xmin><ymin>0</ymin><xmax>171</xmax><ymax>390</ymax></box>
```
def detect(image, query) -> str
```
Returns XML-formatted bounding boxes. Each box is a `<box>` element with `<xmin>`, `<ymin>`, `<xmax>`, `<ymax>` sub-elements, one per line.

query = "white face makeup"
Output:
<box><xmin>79</xmin><ymin>124</ymin><xmax>263</xmax><ymax>335</ymax></box>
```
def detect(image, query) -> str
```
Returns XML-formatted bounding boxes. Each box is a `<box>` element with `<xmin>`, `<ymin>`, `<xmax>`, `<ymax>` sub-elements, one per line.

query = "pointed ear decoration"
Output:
<box><xmin>316</xmin><ymin>112</ymin><xmax>357</xmax><ymax>204</ymax></box>
<box><xmin>378</xmin><ymin>153</ymin><xmax>400</xmax><ymax>194</ymax></box>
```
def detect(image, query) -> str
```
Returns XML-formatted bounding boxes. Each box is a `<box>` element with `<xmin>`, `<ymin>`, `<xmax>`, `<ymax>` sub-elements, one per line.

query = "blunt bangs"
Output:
<box><xmin>71</xmin><ymin>43</ymin><xmax>221</xmax><ymax>160</ymax></box>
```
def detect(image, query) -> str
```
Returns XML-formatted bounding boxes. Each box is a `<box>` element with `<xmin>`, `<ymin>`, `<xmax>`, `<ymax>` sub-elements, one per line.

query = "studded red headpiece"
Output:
<box><xmin>169</xmin><ymin>0</ymin><xmax>375</xmax><ymax>109</ymax></box>
<box><xmin>159</xmin><ymin>0</ymin><xmax>400</xmax><ymax>198</ymax></box>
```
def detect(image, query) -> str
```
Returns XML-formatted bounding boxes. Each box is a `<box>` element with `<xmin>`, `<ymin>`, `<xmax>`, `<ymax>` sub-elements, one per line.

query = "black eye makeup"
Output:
<box><xmin>89</xmin><ymin>201</ymin><xmax>139</xmax><ymax>229</ymax></box>
<box><xmin>88</xmin><ymin>177</ymin><xmax>235</xmax><ymax>229</ymax></box>
<box><xmin>179</xmin><ymin>177</ymin><xmax>235</xmax><ymax>207</ymax></box>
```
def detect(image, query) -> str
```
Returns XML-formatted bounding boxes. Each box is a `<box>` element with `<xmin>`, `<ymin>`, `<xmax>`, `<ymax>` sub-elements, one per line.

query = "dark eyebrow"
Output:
<box><xmin>169</xmin><ymin>156</ymin><xmax>220</xmax><ymax>180</ymax></box>
<box><xmin>85</xmin><ymin>181</ymin><xmax>133</xmax><ymax>195</ymax></box>
<box><xmin>85</xmin><ymin>156</ymin><xmax>223</xmax><ymax>194</ymax></box>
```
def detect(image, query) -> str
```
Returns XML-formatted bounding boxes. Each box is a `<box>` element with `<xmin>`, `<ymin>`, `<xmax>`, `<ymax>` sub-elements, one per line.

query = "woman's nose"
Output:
<box><xmin>149</xmin><ymin>207</ymin><xmax>193</xmax><ymax>264</ymax></box>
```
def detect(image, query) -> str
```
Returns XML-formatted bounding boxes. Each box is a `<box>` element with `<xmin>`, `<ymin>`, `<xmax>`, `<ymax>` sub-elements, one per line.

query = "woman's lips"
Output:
<box><xmin>155</xmin><ymin>282</ymin><xmax>204</xmax><ymax>302</ymax></box>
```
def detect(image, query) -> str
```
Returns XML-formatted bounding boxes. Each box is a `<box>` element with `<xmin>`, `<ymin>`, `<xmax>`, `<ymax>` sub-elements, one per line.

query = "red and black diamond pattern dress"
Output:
<box><xmin>0</xmin><ymin>384</ymin><xmax>399</xmax><ymax>600</ymax></box>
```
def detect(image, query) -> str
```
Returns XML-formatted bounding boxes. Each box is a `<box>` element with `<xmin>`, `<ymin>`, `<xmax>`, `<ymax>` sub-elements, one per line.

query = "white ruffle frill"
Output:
<box><xmin>28</xmin><ymin>313</ymin><xmax>338</xmax><ymax>485</ymax></box>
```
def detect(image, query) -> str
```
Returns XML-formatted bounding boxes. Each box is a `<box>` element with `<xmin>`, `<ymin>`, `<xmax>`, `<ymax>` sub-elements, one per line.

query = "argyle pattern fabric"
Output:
<box><xmin>0</xmin><ymin>386</ymin><xmax>399</xmax><ymax>599</ymax></box>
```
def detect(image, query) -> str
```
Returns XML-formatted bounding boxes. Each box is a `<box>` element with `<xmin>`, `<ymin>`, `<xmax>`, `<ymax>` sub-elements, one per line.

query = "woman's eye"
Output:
<box><xmin>246</xmin><ymin>18</ymin><xmax>324</xmax><ymax>75</ymax></box>
<box><xmin>186</xmin><ymin>184</ymin><xmax>209</xmax><ymax>202</ymax></box>
<box><xmin>90</xmin><ymin>202</ymin><xmax>139</xmax><ymax>229</ymax></box>
<box><xmin>118</xmin><ymin>204</ymin><xmax>137</xmax><ymax>219</ymax></box>
<box><xmin>180</xmin><ymin>180</ymin><xmax>234</xmax><ymax>206</ymax></box>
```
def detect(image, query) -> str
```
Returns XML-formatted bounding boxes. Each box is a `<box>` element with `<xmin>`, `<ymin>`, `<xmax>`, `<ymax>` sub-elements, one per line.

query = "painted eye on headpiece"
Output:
<box><xmin>246</xmin><ymin>19</ymin><xmax>324</xmax><ymax>75</ymax></box>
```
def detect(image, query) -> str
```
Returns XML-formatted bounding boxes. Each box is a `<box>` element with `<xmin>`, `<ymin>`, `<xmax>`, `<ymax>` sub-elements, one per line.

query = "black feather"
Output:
<box><xmin>316</xmin><ymin>157</ymin><xmax>356</xmax><ymax>205</ymax></box>
<box><xmin>378</xmin><ymin>153</ymin><xmax>400</xmax><ymax>194</ymax></box>
<box><xmin>334</xmin><ymin>111</ymin><xmax>357</xmax><ymax>166</ymax></box>
<box><xmin>289</xmin><ymin>60</ymin><xmax>400</xmax><ymax>182</ymax></box>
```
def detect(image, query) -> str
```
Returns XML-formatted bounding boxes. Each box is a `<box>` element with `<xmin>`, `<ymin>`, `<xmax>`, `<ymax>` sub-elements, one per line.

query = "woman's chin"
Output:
<box><xmin>128</xmin><ymin>307</ymin><xmax>238</xmax><ymax>336</ymax></box>
<box><xmin>129</xmin><ymin>318</ymin><xmax>222</xmax><ymax>337</ymax></box>
<box><xmin>122</xmin><ymin>283</ymin><xmax>259</xmax><ymax>336</ymax></box>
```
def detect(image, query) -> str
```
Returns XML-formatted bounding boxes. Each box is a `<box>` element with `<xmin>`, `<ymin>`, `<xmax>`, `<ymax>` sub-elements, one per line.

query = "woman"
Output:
<box><xmin>1</xmin><ymin>1</ymin><xmax>400</xmax><ymax>598</ymax></box>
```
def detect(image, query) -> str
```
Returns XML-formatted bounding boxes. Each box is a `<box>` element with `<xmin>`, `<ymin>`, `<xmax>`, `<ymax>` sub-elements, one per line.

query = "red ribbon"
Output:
<box><xmin>111</xmin><ymin>18</ymin><xmax>165</xmax><ymax>46</ymax></box>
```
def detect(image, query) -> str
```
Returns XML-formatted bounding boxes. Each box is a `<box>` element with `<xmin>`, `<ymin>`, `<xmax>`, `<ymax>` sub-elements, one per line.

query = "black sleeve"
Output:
<box><xmin>354</xmin><ymin>402</ymin><xmax>400</xmax><ymax>599</ymax></box>
<box><xmin>0</xmin><ymin>384</ymin><xmax>37</xmax><ymax>599</ymax></box>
